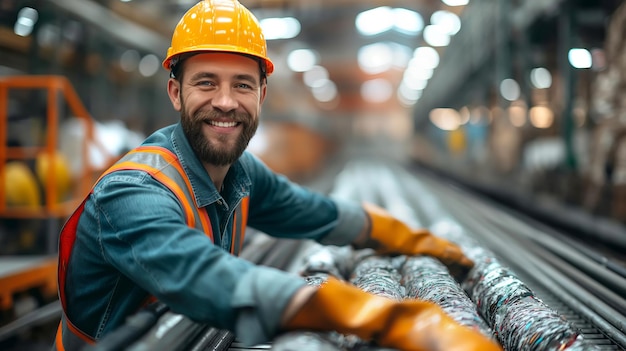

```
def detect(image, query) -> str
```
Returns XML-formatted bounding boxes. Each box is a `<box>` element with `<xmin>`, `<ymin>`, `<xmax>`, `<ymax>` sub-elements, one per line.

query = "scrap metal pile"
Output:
<box><xmin>271</xmin><ymin>161</ymin><xmax>603</xmax><ymax>351</ymax></box>
<box><xmin>272</xmin><ymin>240</ymin><xmax>599</xmax><ymax>351</ymax></box>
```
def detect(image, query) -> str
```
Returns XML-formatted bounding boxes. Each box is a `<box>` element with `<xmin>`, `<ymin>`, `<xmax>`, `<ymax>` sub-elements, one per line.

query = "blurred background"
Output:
<box><xmin>3</xmin><ymin>0</ymin><xmax>626</xmax><ymax>221</ymax></box>
<box><xmin>1</xmin><ymin>0</ymin><xmax>626</xmax><ymax>349</ymax></box>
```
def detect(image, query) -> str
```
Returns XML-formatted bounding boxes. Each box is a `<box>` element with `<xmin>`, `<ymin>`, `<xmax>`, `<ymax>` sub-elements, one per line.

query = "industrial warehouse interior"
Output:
<box><xmin>1</xmin><ymin>0</ymin><xmax>625</xmax><ymax>350</ymax></box>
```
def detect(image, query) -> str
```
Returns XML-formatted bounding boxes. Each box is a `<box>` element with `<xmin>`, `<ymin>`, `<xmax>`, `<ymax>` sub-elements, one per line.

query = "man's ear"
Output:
<box><xmin>259</xmin><ymin>82</ymin><xmax>267</xmax><ymax>105</ymax></box>
<box><xmin>167</xmin><ymin>78</ymin><xmax>182</xmax><ymax>111</ymax></box>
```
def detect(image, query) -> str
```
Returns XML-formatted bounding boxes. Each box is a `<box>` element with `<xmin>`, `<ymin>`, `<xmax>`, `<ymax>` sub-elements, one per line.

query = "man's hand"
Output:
<box><xmin>354</xmin><ymin>202</ymin><xmax>474</xmax><ymax>278</ymax></box>
<box><xmin>282</xmin><ymin>277</ymin><xmax>502</xmax><ymax>351</ymax></box>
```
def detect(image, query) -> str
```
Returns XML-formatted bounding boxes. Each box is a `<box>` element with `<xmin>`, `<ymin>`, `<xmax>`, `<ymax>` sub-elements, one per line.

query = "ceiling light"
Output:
<box><xmin>358</xmin><ymin>42</ymin><xmax>393</xmax><ymax>74</ymax></box>
<box><xmin>14</xmin><ymin>7</ymin><xmax>38</xmax><ymax>37</ymax></box>
<box><xmin>568</xmin><ymin>48</ymin><xmax>592</xmax><ymax>69</ymax></box>
<box><xmin>404</xmin><ymin>65</ymin><xmax>434</xmax><ymax>81</ymax></box>
<box><xmin>120</xmin><ymin>49</ymin><xmax>140</xmax><ymax>72</ymax></box>
<box><xmin>287</xmin><ymin>49</ymin><xmax>318</xmax><ymax>72</ymax></box>
<box><xmin>138</xmin><ymin>54</ymin><xmax>160</xmax><ymax>77</ymax></box>
<box><xmin>430</xmin><ymin>11</ymin><xmax>461</xmax><ymax>36</ymax></box>
<box><xmin>311</xmin><ymin>80</ymin><xmax>338</xmax><ymax>103</ymax></box>
<box><xmin>361</xmin><ymin>79</ymin><xmax>393</xmax><ymax>103</ymax></box>
<box><xmin>356</xmin><ymin>7</ymin><xmax>394</xmax><ymax>36</ymax></box>
<box><xmin>398</xmin><ymin>84</ymin><xmax>422</xmax><ymax>106</ymax></box>
<box><xmin>393</xmin><ymin>8</ymin><xmax>424</xmax><ymax>35</ymax></box>
<box><xmin>530</xmin><ymin>67</ymin><xmax>552</xmax><ymax>89</ymax></box>
<box><xmin>260</xmin><ymin>17</ymin><xmax>301</xmax><ymax>40</ymax></box>
<box><xmin>500</xmin><ymin>78</ymin><xmax>520</xmax><ymax>101</ymax></box>
<box><xmin>303</xmin><ymin>65</ymin><xmax>329</xmax><ymax>87</ymax></box>
<box><xmin>430</xmin><ymin>108</ymin><xmax>461</xmax><ymax>131</ymax></box>
<box><xmin>423</xmin><ymin>25</ymin><xmax>450</xmax><ymax>47</ymax></box>
<box><xmin>356</xmin><ymin>7</ymin><xmax>424</xmax><ymax>36</ymax></box>
<box><xmin>412</xmin><ymin>47</ymin><xmax>440</xmax><ymax>69</ymax></box>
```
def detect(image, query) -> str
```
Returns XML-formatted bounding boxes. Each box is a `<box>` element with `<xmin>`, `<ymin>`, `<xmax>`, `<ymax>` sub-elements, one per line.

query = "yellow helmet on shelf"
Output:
<box><xmin>35</xmin><ymin>151</ymin><xmax>72</xmax><ymax>202</ymax></box>
<box><xmin>162</xmin><ymin>0</ymin><xmax>274</xmax><ymax>77</ymax></box>
<box><xmin>3</xmin><ymin>161</ymin><xmax>41</xmax><ymax>208</ymax></box>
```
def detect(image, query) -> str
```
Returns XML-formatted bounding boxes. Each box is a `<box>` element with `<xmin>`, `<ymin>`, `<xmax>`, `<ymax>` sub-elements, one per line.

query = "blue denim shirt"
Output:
<box><xmin>64</xmin><ymin>123</ymin><xmax>366</xmax><ymax>345</ymax></box>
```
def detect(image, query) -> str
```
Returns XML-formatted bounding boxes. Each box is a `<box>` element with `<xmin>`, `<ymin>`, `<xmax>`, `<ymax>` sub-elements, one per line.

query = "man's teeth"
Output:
<box><xmin>208</xmin><ymin>121</ymin><xmax>237</xmax><ymax>127</ymax></box>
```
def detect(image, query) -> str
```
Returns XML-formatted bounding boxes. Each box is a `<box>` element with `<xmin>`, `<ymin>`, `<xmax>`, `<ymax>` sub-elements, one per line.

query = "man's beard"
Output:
<box><xmin>181</xmin><ymin>105</ymin><xmax>258</xmax><ymax>166</ymax></box>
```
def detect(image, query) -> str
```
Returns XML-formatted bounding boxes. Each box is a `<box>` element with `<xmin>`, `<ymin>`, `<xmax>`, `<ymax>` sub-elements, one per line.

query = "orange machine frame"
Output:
<box><xmin>0</xmin><ymin>75</ymin><xmax>114</xmax><ymax>317</ymax></box>
<box><xmin>0</xmin><ymin>75</ymin><xmax>112</xmax><ymax>219</ymax></box>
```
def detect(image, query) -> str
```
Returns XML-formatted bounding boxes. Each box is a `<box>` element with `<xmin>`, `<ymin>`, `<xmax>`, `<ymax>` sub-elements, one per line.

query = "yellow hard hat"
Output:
<box><xmin>3</xmin><ymin>161</ymin><xmax>41</xmax><ymax>208</ymax></box>
<box><xmin>162</xmin><ymin>0</ymin><xmax>274</xmax><ymax>77</ymax></box>
<box><xmin>35</xmin><ymin>151</ymin><xmax>72</xmax><ymax>202</ymax></box>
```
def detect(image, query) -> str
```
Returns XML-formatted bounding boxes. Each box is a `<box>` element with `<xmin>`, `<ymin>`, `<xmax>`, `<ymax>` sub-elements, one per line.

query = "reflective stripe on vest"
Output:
<box><xmin>55</xmin><ymin>145</ymin><xmax>249</xmax><ymax>350</ymax></box>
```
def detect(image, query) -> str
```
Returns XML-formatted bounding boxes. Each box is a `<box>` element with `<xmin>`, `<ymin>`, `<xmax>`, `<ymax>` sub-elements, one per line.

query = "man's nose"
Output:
<box><xmin>212</xmin><ymin>87</ymin><xmax>238</xmax><ymax>112</ymax></box>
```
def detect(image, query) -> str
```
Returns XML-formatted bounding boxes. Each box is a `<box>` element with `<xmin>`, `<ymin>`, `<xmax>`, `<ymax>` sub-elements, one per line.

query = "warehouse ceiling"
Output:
<box><xmin>42</xmin><ymin>0</ymin><xmax>623</xmax><ymax>130</ymax></box>
<box><xmin>78</xmin><ymin>0</ymin><xmax>464</xmax><ymax>120</ymax></box>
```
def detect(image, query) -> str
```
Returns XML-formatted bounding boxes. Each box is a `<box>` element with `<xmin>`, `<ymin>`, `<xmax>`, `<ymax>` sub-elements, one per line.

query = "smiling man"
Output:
<box><xmin>52</xmin><ymin>1</ymin><xmax>502</xmax><ymax>351</ymax></box>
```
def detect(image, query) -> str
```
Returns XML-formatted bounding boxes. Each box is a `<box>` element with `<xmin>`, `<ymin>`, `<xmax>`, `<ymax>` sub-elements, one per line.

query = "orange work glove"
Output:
<box><xmin>361</xmin><ymin>203</ymin><xmax>474</xmax><ymax>275</ymax></box>
<box><xmin>284</xmin><ymin>277</ymin><xmax>503</xmax><ymax>351</ymax></box>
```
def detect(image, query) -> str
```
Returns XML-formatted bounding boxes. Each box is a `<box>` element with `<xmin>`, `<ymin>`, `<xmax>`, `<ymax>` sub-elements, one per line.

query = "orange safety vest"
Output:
<box><xmin>54</xmin><ymin>146</ymin><xmax>249</xmax><ymax>351</ymax></box>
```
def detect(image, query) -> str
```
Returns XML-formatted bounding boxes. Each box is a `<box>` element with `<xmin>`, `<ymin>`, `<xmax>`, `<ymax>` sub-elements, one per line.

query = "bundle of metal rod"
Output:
<box><xmin>463</xmin><ymin>247</ymin><xmax>600</xmax><ymax>351</ymax></box>
<box><xmin>401</xmin><ymin>256</ymin><xmax>495</xmax><ymax>340</ymax></box>
<box><xmin>349</xmin><ymin>253</ymin><xmax>405</xmax><ymax>300</ymax></box>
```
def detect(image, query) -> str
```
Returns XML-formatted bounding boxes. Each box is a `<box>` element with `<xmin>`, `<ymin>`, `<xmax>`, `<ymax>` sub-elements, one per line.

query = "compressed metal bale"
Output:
<box><xmin>349</xmin><ymin>254</ymin><xmax>405</xmax><ymax>300</ymax></box>
<box><xmin>463</xmin><ymin>247</ymin><xmax>601</xmax><ymax>351</ymax></box>
<box><xmin>321</xmin><ymin>252</ymin><xmax>407</xmax><ymax>350</ymax></box>
<box><xmin>401</xmin><ymin>256</ymin><xmax>495</xmax><ymax>340</ymax></box>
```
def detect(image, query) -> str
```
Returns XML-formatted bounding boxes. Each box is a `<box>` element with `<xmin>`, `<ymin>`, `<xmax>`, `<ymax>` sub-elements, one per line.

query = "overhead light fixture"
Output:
<box><xmin>392</xmin><ymin>8</ymin><xmax>424</xmax><ymax>35</ymax></box>
<box><xmin>287</xmin><ymin>49</ymin><xmax>318</xmax><ymax>72</ymax></box>
<box><xmin>568</xmin><ymin>48</ymin><xmax>592</xmax><ymax>69</ymax></box>
<box><xmin>356</xmin><ymin>7</ymin><xmax>394</xmax><ymax>36</ymax></box>
<box><xmin>138</xmin><ymin>54</ymin><xmax>160</xmax><ymax>77</ymax></box>
<box><xmin>499</xmin><ymin>78</ymin><xmax>520</xmax><ymax>101</ymax></box>
<box><xmin>260</xmin><ymin>17</ymin><xmax>301</xmax><ymax>40</ymax></box>
<box><xmin>430</xmin><ymin>11</ymin><xmax>461</xmax><ymax>36</ymax></box>
<box><xmin>356</xmin><ymin>7</ymin><xmax>423</xmax><ymax>36</ymax></box>
<box><xmin>358</xmin><ymin>42</ymin><xmax>394</xmax><ymax>74</ymax></box>
<box><xmin>303</xmin><ymin>65</ymin><xmax>329</xmax><ymax>88</ymax></box>
<box><xmin>530</xmin><ymin>67</ymin><xmax>552</xmax><ymax>89</ymax></box>
<box><xmin>361</xmin><ymin>79</ymin><xmax>393</xmax><ymax>103</ymax></box>
<box><xmin>311</xmin><ymin>79</ymin><xmax>338</xmax><ymax>103</ymax></box>
<box><xmin>422</xmin><ymin>25</ymin><xmax>450</xmax><ymax>47</ymax></box>
<box><xmin>412</xmin><ymin>47</ymin><xmax>440</xmax><ymax>69</ymax></box>
<box><xmin>14</xmin><ymin>7</ymin><xmax>38</xmax><ymax>37</ymax></box>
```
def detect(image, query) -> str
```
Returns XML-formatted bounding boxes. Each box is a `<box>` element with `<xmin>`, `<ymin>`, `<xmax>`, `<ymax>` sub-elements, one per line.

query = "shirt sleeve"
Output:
<box><xmin>243</xmin><ymin>152</ymin><xmax>367</xmax><ymax>245</ymax></box>
<box><xmin>90</xmin><ymin>170</ymin><xmax>306</xmax><ymax>339</ymax></box>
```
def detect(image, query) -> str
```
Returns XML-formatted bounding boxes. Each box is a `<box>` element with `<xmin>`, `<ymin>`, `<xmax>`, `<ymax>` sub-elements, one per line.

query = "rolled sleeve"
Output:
<box><xmin>317</xmin><ymin>197</ymin><xmax>367</xmax><ymax>246</ymax></box>
<box><xmin>231</xmin><ymin>267</ymin><xmax>307</xmax><ymax>345</ymax></box>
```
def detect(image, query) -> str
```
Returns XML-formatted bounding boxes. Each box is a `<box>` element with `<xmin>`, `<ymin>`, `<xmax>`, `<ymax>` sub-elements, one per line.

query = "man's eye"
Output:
<box><xmin>197</xmin><ymin>81</ymin><xmax>214</xmax><ymax>86</ymax></box>
<box><xmin>236</xmin><ymin>83</ymin><xmax>252</xmax><ymax>89</ymax></box>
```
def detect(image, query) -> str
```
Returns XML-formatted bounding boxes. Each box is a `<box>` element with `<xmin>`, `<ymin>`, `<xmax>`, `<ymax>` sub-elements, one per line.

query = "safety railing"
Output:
<box><xmin>0</xmin><ymin>75</ymin><xmax>114</xmax><ymax>219</ymax></box>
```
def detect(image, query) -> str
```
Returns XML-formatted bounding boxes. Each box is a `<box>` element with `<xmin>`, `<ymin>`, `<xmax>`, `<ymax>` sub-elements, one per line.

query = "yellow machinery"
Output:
<box><xmin>0</xmin><ymin>75</ymin><xmax>113</xmax><ymax>329</ymax></box>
